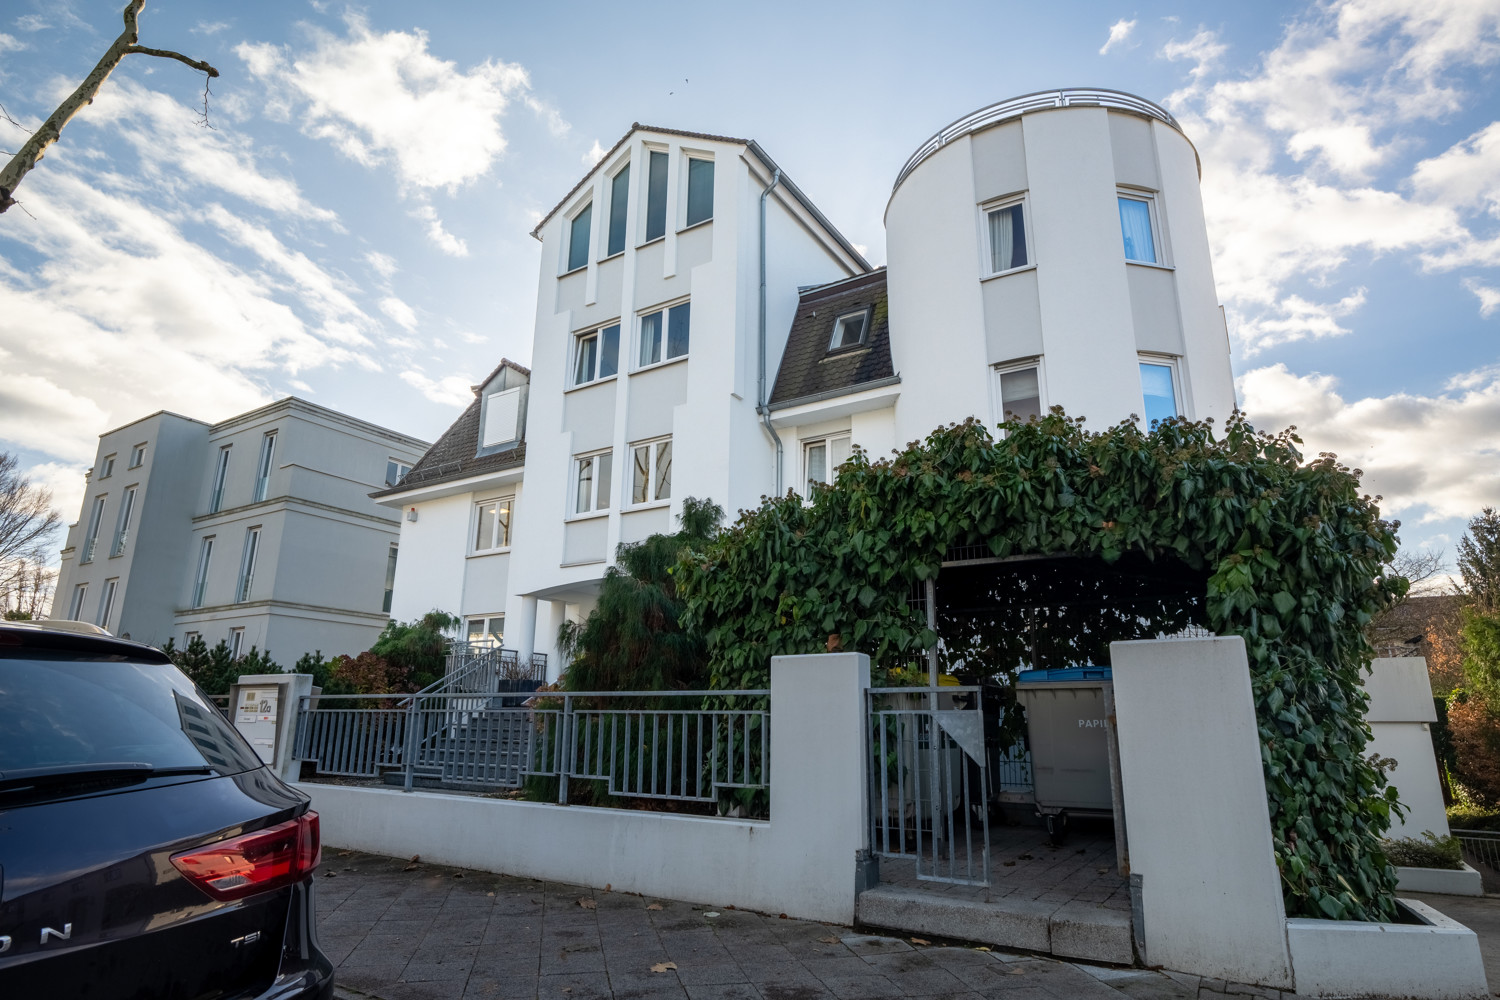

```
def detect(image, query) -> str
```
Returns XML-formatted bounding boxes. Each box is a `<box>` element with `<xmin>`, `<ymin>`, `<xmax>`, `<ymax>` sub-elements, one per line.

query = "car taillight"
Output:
<box><xmin>171</xmin><ymin>810</ymin><xmax>321</xmax><ymax>901</ymax></box>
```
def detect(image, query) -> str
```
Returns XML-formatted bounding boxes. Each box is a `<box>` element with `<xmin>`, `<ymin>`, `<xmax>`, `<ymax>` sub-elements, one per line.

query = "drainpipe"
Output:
<box><xmin>757</xmin><ymin>167</ymin><xmax>783</xmax><ymax>496</ymax></box>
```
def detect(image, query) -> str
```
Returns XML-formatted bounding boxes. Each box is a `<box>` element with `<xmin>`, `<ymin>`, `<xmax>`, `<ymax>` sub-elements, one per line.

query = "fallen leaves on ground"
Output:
<box><xmin>578</xmin><ymin>898</ymin><xmax>597</xmax><ymax>909</ymax></box>
<box><xmin>910</xmin><ymin>937</ymin><xmax>930</xmax><ymax>946</ymax></box>
<box><xmin>818</xmin><ymin>936</ymin><xmax>840</xmax><ymax>945</ymax></box>
<box><xmin>650</xmin><ymin>962</ymin><xmax>677</xmax><ymax>973</ymax></box>
<box><xmin>604</xmin><ymin>883</ymin><xmax>612</xmax><ymax>892</ymax></box>
<box><xmin>974</xmin><ymin>946</ymin><xmax>991</xmax><ymax>952</ymax></box>
<box><xmin>403</xmin><ymin>864</ymin><xmax>420</xmax><ymax>871</ymax></box>
<box><xmin>646</xmin><ymin>903</ymin><xmax>663</xmax><ymax>911</ymax></box>
<box><xmin>410</xmin><ymin>854</ymin><xmax>421</xmax><ymax>863</ymax></box>
<box><xmin>451</xmin><ymin>872</ymin><xmax>464</xmax><ymax>878</ymax></box>
<box><xmin>1005</xmin><ymin>967</ymin><xmax>1026</xmax><ymax>976</ymax></box>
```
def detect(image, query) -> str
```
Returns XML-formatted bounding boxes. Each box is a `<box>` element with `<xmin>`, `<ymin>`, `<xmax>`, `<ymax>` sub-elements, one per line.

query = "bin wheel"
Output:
<box><xmin>1045</xmin><ymin>811</ymin><xmax>1069</xmax><ymax>846</ymax></box>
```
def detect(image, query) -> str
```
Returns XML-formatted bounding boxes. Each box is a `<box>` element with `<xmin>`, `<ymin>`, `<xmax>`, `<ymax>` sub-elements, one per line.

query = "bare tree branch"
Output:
<box><xmin>0</xmin><ymin>0</ymin><xmax>220</xmax><ymax>215</ymax></box>
<box><xmin>0</xmin><ymin>102</ymin><xmax>33</xmax><ymax>133</ymax></box>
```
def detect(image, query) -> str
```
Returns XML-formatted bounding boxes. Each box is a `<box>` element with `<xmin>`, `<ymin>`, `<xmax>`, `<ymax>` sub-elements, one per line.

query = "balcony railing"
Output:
<box><xmin>110</xmin><ymin>530</ymin><xmax>128</xmax><ymax>557</ymax></box>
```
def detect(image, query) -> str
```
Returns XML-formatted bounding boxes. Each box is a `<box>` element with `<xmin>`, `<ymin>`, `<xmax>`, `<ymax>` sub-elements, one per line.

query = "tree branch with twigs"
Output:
<box><xmin>0</xmin><ymin>0</ymin><xmax>219</xmax><ymax>215</ymax></box>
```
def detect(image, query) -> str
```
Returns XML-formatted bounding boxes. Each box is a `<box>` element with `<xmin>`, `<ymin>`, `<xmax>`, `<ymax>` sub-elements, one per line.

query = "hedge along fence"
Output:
<box><xmin>676</xmin><ymin>411</ymin><xmax>1408</xmax><ymax>922</ymax></box>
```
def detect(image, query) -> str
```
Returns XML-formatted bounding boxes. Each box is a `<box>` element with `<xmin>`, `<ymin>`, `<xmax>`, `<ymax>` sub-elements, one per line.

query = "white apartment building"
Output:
<box><xmin>55</xmin><ymin>398</ymin><xmax>428</xmax><ymax>658</ymax></box>
<box><xmin>382</xmin><ymin>89</ymin><xmax>1237</xmax><ymax>677</ymax></box>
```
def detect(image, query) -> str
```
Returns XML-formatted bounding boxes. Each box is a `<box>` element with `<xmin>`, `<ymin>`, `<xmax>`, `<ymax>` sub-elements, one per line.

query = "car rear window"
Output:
<box><xmin>0</xmin><ymin>651</ymin><xmax>263</xmax><ymax>774</ymax></box>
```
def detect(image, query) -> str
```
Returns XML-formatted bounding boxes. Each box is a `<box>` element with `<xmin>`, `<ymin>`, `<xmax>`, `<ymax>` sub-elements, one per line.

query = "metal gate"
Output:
<box><xmin>867</xmin><ymin>686</ymin><xmax>990</xmax><ymax>886</ymax></box>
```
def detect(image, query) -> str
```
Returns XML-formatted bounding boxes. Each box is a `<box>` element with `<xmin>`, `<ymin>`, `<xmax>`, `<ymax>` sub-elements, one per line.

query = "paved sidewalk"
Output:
<box><xmin>314</xmin><ymin>850</ymin><xmax>1303</xmax><ymax>1000</ymax></box>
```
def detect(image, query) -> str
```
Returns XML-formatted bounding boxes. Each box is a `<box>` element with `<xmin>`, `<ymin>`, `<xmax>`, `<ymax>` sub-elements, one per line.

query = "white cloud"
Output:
<box><xmin>1239</xmin><ymin>363</ymin><xmax>1500</xmax><ymax>522</ymax></box>
<box><xmin>15</xmin><ymin>14</ymin><xmax>48</xmax><ymax>32</ymax></box>
<box><xmin>458</xmin><ymin>330</ymin><xmax>487</xmax><ymax>345</ymax></box>
<box><xmin>1464</xmin><ymin>278</ymin><xmax>1500</xmax><ymax>317</ymax></box>
<box><xmin>192</xmin><ymin>21</ymin><xmax>231</xmax><ymax>36</ymax></box>
<box><xmin>365</xmin><ymin>251</ymin><xmax>398</xmax><ymax>279</ymax></box>
<box><xmin>410</xmin><ymin>203</ymin><xmax>469</xmax><ymax>257</ymax></box>
<box><xmin>379</xmin><ymin>296</ymin><xmax>418</xmax><ymax>331</ymax></box>
<box><xmin>400</xmin><ymin>370</ymin><xmax>473</xmax><ymax>407</ymax></box>
<box><xmin>0</xmin><ymin>32</ymin><xmax>25</xmax><ymax>52</ymax></box>
<box><xmin>1234</xmin><ymin>288</ymin><xmax>1368</xmax><ymax>355</ymax></box>
<box><xmin>237</xmin><ymin>12</ymin><xmax>560</xmax><ymax>193</ymax></box>
<box><xmin>24</xmin><ymin>461</ymin><xmax>89</xmax><ymax>528</ymax></box>
<box><xmin>1161</xmin><ymin>29</ymin><xmax>1226</xmax><ymax>78</ymax></box>
<box><xmin>582</xmin><ymin>139</ymin><xmax>606</xmax><ymax>168</ymax></box>
<box><xmin>1099</xmin><ymin>19</ymin><xmax>1137</xmax><ymax>56</ymax></box>
<box><xmin>0</xmin><ymin>367</ymin><xmax>111</xmax><ymax>462</ymax></box>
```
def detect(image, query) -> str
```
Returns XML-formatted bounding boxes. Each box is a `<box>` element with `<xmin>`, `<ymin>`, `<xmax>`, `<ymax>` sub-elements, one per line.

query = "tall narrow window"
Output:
<box><xmin>685</xmin><ymin>157</ymin><xmax>714</xmax><ymax>226</ymax></box>
<box><xmin>567</xmin><ymin>202</ymin><xmax>592</xmax><ymax>272</ymax></box>
<box><xmin>229</xmin><ymin>628</ymin><xmax>245</xmax><ymax>659</ymax></box>
<box><xmin>383</xmin><ymin>543</ymin><xmax>398</xmax><ymax>614</ymax></box>
<box><xmin>574</xmin><ymin>323</ymin><xmax>620</xmax><ymax>386</ymax></box>
<box><xmin>987</xmin><ymin>201</ymin><xmax>1029</xmax><ymax>273</ymax></box>
<box><xmin>99</xmin><ymin>455</ymin><xmax>115</xmax><ymax>479</ymax></box>
<box><xmin>192</xmin><ymin>536</ymin><xmax>214</xmax><ymax>608</ymax></box>
<box><xmin>111</xmin><ymin>486</ymin><xmax>136</xmax><ymax>557</ymax></box>
<box><xmin>996</xmin><ymin>366</ymin><xmax>1042</xmax><ymax>424</ymax></box>
<box><xmin>473</xmin><ymin>496</ymin><xmax>514</xmax><ymax>551</ymax></box>
<box><xmin>805</xmin><ymin>435</ymin><xmax>852</xmax><ymax>494</ymax></box>
<box><xmin>574</xmin><ymin>452</ymin><xmax>613</xmax><ymax>514</ymax></box>
<box><xmin>1118</xmin><ymin>195</ymin><xmax>1158</xmax><ymax>263</ymax></box>
<box><xmin>644</xmin><ymin>150</ymin><xmax>669</xmax><ymax>242</ymax></box>
<box><xmin>210</xmin><ymin>445</ymin><xmax>230</xmax><ymax>513</ymax></box>
<box><xmin>82</xmin><ymin>494</ymin><xmax>106</xmax><ymax>563</ymax></box>
<box><xmin>254</xmin><ymin>432</ymin><xmax>276</xmax><ymax>502</ymax></box>
<box><xmin>129</xmin><ymin>444</ymin><xmax>146</xmax><ymax>468</ymax></box>
<box><xmin>607</xmin><ymin>164</ymin><xmax>630</xmax><ymax>256</ymax></box>
<box><xmin>236</xmin><ymin>527</ymin><xmax>261</xmax><ymax>603</ymax></box>
<box><xmin>68</xmin><ymin>583</ymin><xmax>88</xmax><ymax>620</ymax></box>
<box><xmin>97</xmin><ymin>578</ymin><xmax>118</xmax><ymax>629</ymax></box>
<box><xmin>1140</xmin><ymin>361</ymin><xmax>1179</xmax><ymax>427</ymax></box>
<box><xmin>630</xmin><ymin>439</ymin><xmax>672</xmax><ymax>505</ymax></box>
<box><xmin>638</xmin><ymin>302</ymin><xmax>690</xmax><ymax>368</ymax></box>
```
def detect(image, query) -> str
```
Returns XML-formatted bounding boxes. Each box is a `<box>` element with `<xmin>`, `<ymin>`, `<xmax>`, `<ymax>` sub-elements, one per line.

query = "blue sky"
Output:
<box><xmin>1</xmin><ymin>0</ymin><xmax>1497</xmax><ymax>577</ymax></box>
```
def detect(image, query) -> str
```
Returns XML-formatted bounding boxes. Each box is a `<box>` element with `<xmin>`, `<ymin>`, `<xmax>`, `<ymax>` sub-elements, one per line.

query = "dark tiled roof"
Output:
<box><xmin>371</xmin><ymin>364</ymin><xmax>528</xmax><ymax>498</ymax></box>
<box><xmin>769</xmin><ymin>269</ymin><xmax>896</xmax><ymax>407</ymax></box>
<box><xmin>472</xmin><ymin>357</ymin><xmax>531</xmax><ymax>392</ymax></box>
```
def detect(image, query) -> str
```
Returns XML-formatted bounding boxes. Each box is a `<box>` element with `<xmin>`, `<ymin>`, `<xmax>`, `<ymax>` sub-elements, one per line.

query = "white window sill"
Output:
<box><xmin>564</xmin><ymin>374</ymin><xmax>619</xmax><ymax>394</ymax></box>
<box><xmin>677</xmin><ymin>218</ymin><xmax>713</xmax><ymax>235</ymax></box>
<box><xmin>631</xmin><ymin>354</ymin><xmax>689</xmax><ymax>376</ymax></box>
<box><xmin>636</xmin><ymin>235</ymin><xmax>666</xmax><ymax>250</ymax></box>
<box><xmin>597</xmin><ymin>250</ymin><xmax>625</xmax><ymax>264</ymax></box>
<box><xmin>467</xmin><ymin>548</ymin><xmax>513</xmax><ymax>559</ymax></box>
<box><xmin>980</xmin><ymin>264</ymin><xmax>1037</xmax><ymax>283</ymax></box>
<box><xmin>1126</xmin><ymin>260</ymin><xmax>1174</xmax><ymax>271</ymax></box>
<box><xmin>559</xmin><ymin>264</ymin><xmax>588</xmax><ymax>278</ymax></box>
<box><xmin>565</xmin><ymin>510</ymin><xmax>611</xmax><ymax>524</ymax></box>
<box><xmin>624</xmin><ymin>500</ymin><xmax>670</xmax><ymax>513</ymax></box>
<box><xmin>821</xmin><ymin>346</ymin><xmax>871</xmax><ymax>363</ymax></box>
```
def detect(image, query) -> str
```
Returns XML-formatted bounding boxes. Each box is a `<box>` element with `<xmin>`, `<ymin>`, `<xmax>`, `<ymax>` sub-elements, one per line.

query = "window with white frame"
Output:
<box><xmin>994</xmin><ymin>364</ymin><xmax>1043</xmax><ymax>425</ymax></box>
<box><xmin>805</xmin><ymin>434</ymin><xmax>852</xmax><ymax>495</ymax></box>
<box><xmin>986</xmin><ymin>198</ymin><xmax>1030</xmax><ymax>273</ymax></box>
<box><xmin>111</xmin><ymin>485</ymin><xmax>136</xmax><ymax>557</ymax></box>
<box><xmin>827</xmin><ymin>308</ymin><xmax>870</xmax><ymax>352</ymax></box>
<box><xmin>644</xmin><ymin>149</ymin><xmax>669</xmax><ymax>242</ymax></box>
<box><xmin>574</xmin><ymin>323</ymin><xmax>620</xmax><ymax>386</ymax></box>
<box><xmin>1118</xmin><ymin>193</ymin><xmax>1159</xmax><ymax>264</ymax></box>
<box><xmin>192</xmin><ymin>535</ymin><xmax>214</xmax><ymax>609</ymax></box>
<box><xmin>97</xmin><ymin>578</ymin><xmax>118</xmax><ymax>629</ymax></box>
<box><xmin>184</xmin><ymin>630</ymin><xmax>201</xmax><ymax>647</ymax></box>
<box><xmin>229</xmin><ymin>628</ymin><xmax>246</xmax><ymax>659</ymax></box>
<box><xmin>567</xmin><ymin>200</ymin><xmax>592</xmax><ymax>272</ymax></box>
<box><xmin>210</xmin><ymin>445</ymin><xmax>230</xmax><ymax>512</ymax></box>
<box><xmin>685</xmin><ymin>156</ymin><xmax>714</xmax><ymax>227</ymax></box>
<box><xmin>466</xmin><ymin>615</ymin><xmax>504</xmax><ymax>646</ymax></box>
<box><xmin>473</xmin><ymin>496</ymin><xmax>514</xmax><ymax>551</ymax></box>
<box><xmin>99</xmin><ymin>454</ymin><xmax>115</xmax><ymax>479</ymax></box>
<box><xmin>607</xmin><ymin>163</ymin><xmax>630</xmax><ymax>256</ymax></box>
<box><xmin>68</xmin><ymin>583</ymin><xmax>88</xmax><ymax>620</ymax></box>
<box><xmin>254</xmin><ymin>431</ymin><xmax>276</xmax><ymax>502</ymax></box>
<box><xmin>129</xmin><ymin>443</ymin><xmax>146</xmax><ymax>468</ymax></box>
<box><xmin>236</xmin><ymin>526</ymin><xmax>261</xmax><ymax>603</ymax></box>
<box><xmin>82</xmin><ymin>494</ymin><xmax>106</xmax><ymax>563</ymax></box>
<box><xmin>574</xmin><ymin>451</ymin><xmax>613</xmax><ymax>515</ymax></box>
<box><xmin>383</xmin><ymin>543</ymin><xmax>398</xmax><ymax>614</ymax></box>
<box><xmin>482</xmin><ymin>387</ymin><xmax>523</xmax><ymax>447</ymax></box>
<box><xmin>638</xmin><ymin>301</ymin><xmax>690</xmax><ymax>368</ymax></box>
<box><xmin>1139</xmin><ymin>359</ymin><xmax>1180</xmax><ymax>428</ymax></box>
<box><xmin>385</xmin><ymin>458</ymin><xmax>412</xmax><ymax>487</ymax></box>
<box><xmin>630</xmin><ymin>438</ymin><xmax>672</xmax><ymax>506</ymax></box>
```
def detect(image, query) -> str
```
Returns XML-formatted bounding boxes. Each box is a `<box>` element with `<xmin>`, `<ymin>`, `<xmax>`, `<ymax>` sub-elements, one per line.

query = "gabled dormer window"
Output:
<box><xmin>482</xmin><ymin>386</ymin><xmax>523</xmax><ymax>448</ymax></box>
<box><xmin>827</xmin><ymin>307</ymin><xmax>871</xmax><ymax>352</ymax></box>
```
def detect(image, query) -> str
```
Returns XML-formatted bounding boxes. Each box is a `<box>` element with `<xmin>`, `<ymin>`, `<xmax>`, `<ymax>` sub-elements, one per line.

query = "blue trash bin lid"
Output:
<box><xmin>1015</xmin><ymin>665</ymin><xmax>1112</xmax><ymax>685</ymax></box>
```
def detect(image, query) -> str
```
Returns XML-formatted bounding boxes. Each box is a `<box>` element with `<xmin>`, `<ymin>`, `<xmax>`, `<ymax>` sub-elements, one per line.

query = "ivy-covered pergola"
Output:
<box><xmin>677</xmin><ymin>411</ymin><xmax>1407</xmax><ymax>922</ymax></box>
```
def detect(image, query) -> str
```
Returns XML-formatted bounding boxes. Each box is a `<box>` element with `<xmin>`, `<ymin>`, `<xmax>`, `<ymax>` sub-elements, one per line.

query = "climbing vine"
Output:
<box><xmin>677</xmin><ymin>410</ymin><xmax>1408</xmax><ymax>922</ymax></box>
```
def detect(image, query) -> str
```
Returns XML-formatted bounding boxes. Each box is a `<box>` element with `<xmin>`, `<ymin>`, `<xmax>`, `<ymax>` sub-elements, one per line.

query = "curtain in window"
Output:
<box><xmin>640</xmin><ymin>311</ymin><xmax>663</xmax><ymax>367</ymax></box>
<box><xmin>1118</xmin><ymin>198</ymin><xmax>1156</xmax><ymax>262</ymax></box>
<box><xmin>806</xmin><ymin>442</ymin><xmax>827</xmax><ymax>493</ymax></box>
<box><xmin>999</xmin><ymin>367</ymin><xmax>1041</xmax><ymax>423</ymax></box>
<box><xmin>988</xmin><ymin>204</ymin><xmax>1027</xmax><ymax>272</ymax></box>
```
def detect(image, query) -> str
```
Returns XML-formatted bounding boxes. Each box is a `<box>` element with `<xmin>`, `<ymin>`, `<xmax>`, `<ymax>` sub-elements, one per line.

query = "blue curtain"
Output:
<box><xmin>1118</xmin><ymin>197</ymin><xmax>1156</xmax><ymax>263</ymax></box>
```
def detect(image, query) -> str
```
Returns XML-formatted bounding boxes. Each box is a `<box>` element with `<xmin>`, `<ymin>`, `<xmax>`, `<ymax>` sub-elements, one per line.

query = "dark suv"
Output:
<box><xmin>0</xmin><ymin>622</ymin><xmax>333</xmax><ymax>999</ymax></box>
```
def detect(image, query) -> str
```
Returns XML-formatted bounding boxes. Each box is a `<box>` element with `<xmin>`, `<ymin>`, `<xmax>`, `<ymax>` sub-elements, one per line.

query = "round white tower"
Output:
<box><xmin>884</xmin><ymin>89</ymin><xmax>1235</xmax><ymax>438</ymax></box>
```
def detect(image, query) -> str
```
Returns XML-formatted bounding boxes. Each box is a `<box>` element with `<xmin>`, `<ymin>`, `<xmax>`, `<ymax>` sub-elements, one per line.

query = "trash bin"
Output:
<box><xmin>1014</xmin><ymin>666</ymin><xmax>1113</xmax><ymax>843</ymax></box>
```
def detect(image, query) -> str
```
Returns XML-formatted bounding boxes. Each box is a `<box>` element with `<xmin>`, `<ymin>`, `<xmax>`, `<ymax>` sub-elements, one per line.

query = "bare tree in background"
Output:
<box><xmin>0</xmin><ymin>453</ymin><xmax>62</xmax><ymax>617</ymax></box>
<box><xmin>1366</xmin><ymin>546</ymin><xmax>1449</xmax><ymax>654</ymax></box>
<box><xmin>0</xmin><ymin>558</ymin><xmax>56</xmax><ymax>620</ymax></box>
<box><xmin>0</xmin><ymin>0</ymin><xmax>219</xmax><ymax>215</ymax></box>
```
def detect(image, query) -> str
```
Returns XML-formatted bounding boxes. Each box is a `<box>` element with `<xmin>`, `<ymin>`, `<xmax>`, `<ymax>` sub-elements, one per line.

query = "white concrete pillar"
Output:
<box><xmin>1110</xmin><ymin>636</ymin><xmax>1293</xmax><ymax>988</ymax></box>
<box><xmin>506</xmin><ymin>593</ymin><xmax>538</xmax><ymax>659</ymax></box>
<box><xmin>230</xmin><ymin>672</ymin><xmax>315</xmax><ymax>783</ymax></box>
<box><xmin>1364</xmin><ymin>657</ymin><xmax>1449</xmax><ymax>838</ymax></box>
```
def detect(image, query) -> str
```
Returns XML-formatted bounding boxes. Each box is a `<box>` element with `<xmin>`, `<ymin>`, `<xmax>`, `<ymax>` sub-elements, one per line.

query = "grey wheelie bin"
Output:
<box><xmin>1014</xmin><ymin>666</ymin><xmax>1113</xmax><ymax>843</ymax></box>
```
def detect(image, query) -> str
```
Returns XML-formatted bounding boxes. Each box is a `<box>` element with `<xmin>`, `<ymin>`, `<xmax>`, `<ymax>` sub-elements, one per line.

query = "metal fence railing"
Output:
<box><xmin>867</xmin><ymin>687</ymin><xmax>990</xmax><ymax>886</ymax></box>
<box><xmin>993</xmin><ymin>742</ymin><xmax>1033</xmax><ymax>793</ymax></box>
<box><xmin>292</xmin><ymin>688</ymin><xmax>770</xmax><ymax>813</ymax></box>
<box><xmin>1453</xmin><ymin>829</ymin><xmax>1500</xmax><ymax>892</ymax></box>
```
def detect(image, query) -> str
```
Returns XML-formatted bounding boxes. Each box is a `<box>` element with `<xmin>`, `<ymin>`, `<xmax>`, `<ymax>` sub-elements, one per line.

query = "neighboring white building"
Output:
<box><xmin>385</xmin><ymin>90</ymin><xmax>1238</xmax><ymax>679</ymax></box>
<box><xmin>54</xmin><ymin>398</ymin><xmax>428</xmax><ymax>658</ymax></box>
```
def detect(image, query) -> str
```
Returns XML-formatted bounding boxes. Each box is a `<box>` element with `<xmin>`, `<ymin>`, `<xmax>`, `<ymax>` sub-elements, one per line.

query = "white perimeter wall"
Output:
<box><xmin>1364</xmin><ymin>657</ymin><xmax>1450</xmax><ymax>839</ymax></box>
<box><xmin>297</xmin><ymin>653</ymin><xmax>871</xmax><ymax>924</ymax></box>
